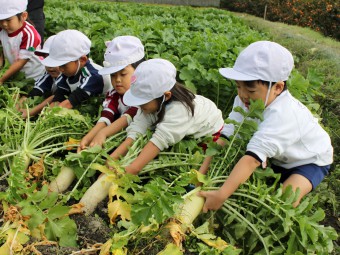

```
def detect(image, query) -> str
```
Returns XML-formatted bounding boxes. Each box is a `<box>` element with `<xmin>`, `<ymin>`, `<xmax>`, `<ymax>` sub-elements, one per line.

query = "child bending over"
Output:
<box><xmin>78</xmin><ymin>36</ymin><xmax>145</xmax><ymax>151</ymax></box>
<box><xmin>40</xmin><ymin>29</ymin><xmax>110</xmax><ymax>111</ymax></box>
<box><xmin>80</xmin><ymin>58</ymin><xmax>224</xmax><ymax>214</ymax></box>
<box><xmin>199</xmin><ymin>41</ymin><xmax>333</xmax><ymax>211</ymax></box>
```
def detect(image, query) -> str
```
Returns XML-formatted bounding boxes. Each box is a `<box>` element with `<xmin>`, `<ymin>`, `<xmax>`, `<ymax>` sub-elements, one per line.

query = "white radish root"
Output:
<box><xmin>177</xmin><ymin>189</ymin><xmax>205</xmax><ymax>229</ymax></box>
<box><xmin>79</xmin><ymin>174</ymin><xmax>112</xmax><ymax>215</ymax></box>
<box><xmin>49</xmin><ymin>166</ymin><xmax>76</xmax><ymax>193</ymax></box>
<box><xmin>165</xmin><ymin>188</ymin><xmax>205</xmax><ymax>249</ymax></box>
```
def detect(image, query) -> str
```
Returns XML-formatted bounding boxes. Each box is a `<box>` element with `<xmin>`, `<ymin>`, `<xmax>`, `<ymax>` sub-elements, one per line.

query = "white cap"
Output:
<box><xmin>41</xmin><ymin>30</ymin><xmax>91</xmax><ymax>67</ymax></box>
<box><xmin>0</xmin><ymin>0</ymin><xmax>27</xmax><ymax>20</ymax></box>
<box><xmin>34</xmin><ymin>35</ymin><xmax>56</xmax><ymax>56</ymax></box>
<box><xmin>123</xmin><ymin>59</ymin><xmax>176</xmax><ymax>106</ymax></box>
<box><xmin>99</xmin><ymin>36</ymin><xmax>144</xmax><ymax>75</ymax></box>
<box><xmin>219</xmin><ymin>41</ymin><xmax>294</xmax><ymax>82</ymax></box>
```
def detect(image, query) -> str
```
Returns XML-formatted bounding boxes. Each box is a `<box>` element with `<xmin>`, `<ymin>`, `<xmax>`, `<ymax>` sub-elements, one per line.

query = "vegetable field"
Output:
<box><xmin>0</xmin><ymin>0</ymin><xmax>338</xmax><ymax>254</ymax></box>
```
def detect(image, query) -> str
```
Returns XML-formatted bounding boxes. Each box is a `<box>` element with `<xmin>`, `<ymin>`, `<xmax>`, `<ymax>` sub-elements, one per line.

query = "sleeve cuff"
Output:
<box><xmin>122</xmin><ymin>113</ymin><xmax>133</xmax><ymax>125</ymax></box>
<box><xmin>97</xmin><ymin>117</ymin><xmax>111</xmax><ymax>126</ymax></box>
<box><xmin>245</xmin><ymin>151</ymin><xmax>263</xmax><ymax>163</ymax></box>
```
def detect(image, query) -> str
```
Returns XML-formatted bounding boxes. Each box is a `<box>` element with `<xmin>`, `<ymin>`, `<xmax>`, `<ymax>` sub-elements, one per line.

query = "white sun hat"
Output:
<box><xmin>219</xmin><ymin>41</ymin><xmax>294</xmax><ymax>82</ymax></box>
<box><xmin>0</xmin><ymin>0</ymin><xmax>27</xmax><ymax>20</ymax></box>
<box><xmin>34</xmin><ymin>35</ymin><xmax>56</xmax><ymax>56</ymax></box>
<box><xmin>41</xmin><ymin>30</ymin><xmax>91</xmax><ymax>67</ymax></box>
<box><xmin>99</xmin><ymin>36</ymin><xmax>145</xmax><ymax>75</ymax></box>
<box><xmin>123</xmin><ymin>59</ymin><xmax>177</xmax><ymax>106</ymax></box>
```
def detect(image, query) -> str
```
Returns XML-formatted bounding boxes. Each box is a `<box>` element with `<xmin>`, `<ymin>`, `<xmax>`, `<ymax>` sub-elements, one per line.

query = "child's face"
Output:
<box><xmin>140</xmin><ymin>99</ymin><xmax>160</xmax><ymax>114</ymax></box>
<box><xmin>0</xmin><ymin>13</ymin><xmax>26</xmax><ymax>34</ymax></box>
<box><xmin>110</xmin><ymin>65</ymin><xmax>135</xmax><ymax>95</ymax></box>
<box><xmin>236</xmin><ymin>80</ymin><xmax>278</xmax><ymax>108</ymax></box>
<box><xmin>59</xmin><ymin>60</ymin><xmax>80</xmax><ymax>77</ymax></box>
<box><xmin>45</xmin><ymin>66</ymin><xmax>61</xmax><ymax>78</ymax></box>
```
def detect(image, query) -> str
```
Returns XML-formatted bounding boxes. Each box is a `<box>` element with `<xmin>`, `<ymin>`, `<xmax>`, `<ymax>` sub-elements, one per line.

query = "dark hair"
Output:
<box><xmin>16</xmin><ymin>12</ymin><xmax>34</xmax><ymax>25</ymax></box>
<box><xmin>110</xmin><ymin>57</ymin><xmax>145</xmax><ymax>76</ymax></box>
<box><xmin>131</xmin><ymin>57</ymin><xmax>145</xmax><ymax>69</ymax></box>
<box><xmin>154</xmin><ymin>82</ymin><xmax>195</xmax><ymax>125</ymax></box>
<box><xmin>244</xmin><ymin>80</ymin><xmax>287</xmax><ymax>92</ymax></box>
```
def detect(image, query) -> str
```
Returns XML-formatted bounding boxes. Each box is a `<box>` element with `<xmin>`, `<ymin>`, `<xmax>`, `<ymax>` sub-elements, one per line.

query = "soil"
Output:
<box><xmin>34</xmin><ymin>200</ymin><xmax>111</xmax><ymax>255</ymax></box>
<box><xmin>0</xmin><ymin>176</ymin><xmax>338</xmax><ymax>254</ymax></box>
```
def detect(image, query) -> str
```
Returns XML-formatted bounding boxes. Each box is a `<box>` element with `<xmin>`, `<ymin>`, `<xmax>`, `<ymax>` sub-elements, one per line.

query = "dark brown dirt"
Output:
<box><xmin>36</xmin><ymin>200</ymin><xmax>111</xmax><ymax>255</ymax></box>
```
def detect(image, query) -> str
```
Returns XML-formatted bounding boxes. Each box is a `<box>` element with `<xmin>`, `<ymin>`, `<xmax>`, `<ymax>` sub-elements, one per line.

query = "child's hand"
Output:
<box><xmin>198</xmin><ymin>189</ymin><xmax>226</xmax><ymax>212</ymax></box>
<box><xmin>19</xmin><ymin>109</ymin><xmax>29</xmax><ymax>119</ymax></box>
<box><xmin>78</xmin><ymin>137</ymin><xmax>90</xmax><ymax>153</ymax></box>
<box><xmin>89</xmin><ymin>133</ymin><xmax>106</xmax><ymax>149</ymax></box>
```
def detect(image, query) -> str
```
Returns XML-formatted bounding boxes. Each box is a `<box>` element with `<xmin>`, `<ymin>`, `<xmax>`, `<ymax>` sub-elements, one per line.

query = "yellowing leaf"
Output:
<box><xmin>157</xmin><ymin>243</ymin><xmax>183</xmax><ymax>255</ymax></box>
<box><xmin>108</xmin><ymin>200</ymin><xmax>131</xmax><ymax>224</ymax></box>
<box><xmin>0</xmin><ymin>243</ymin><xmax>10</xmax><ymax>255</ymax></box>
<box><xmin>108</xmin><ymin>183</ymin><xmax>119</xmax><ymax>200</ymax></box>
<box><xmin>112</xmin><ymin>248</ymin><xmax>127</xmax><ymax>255</ymax></box>
<box><xmin>140</xmin><ymin>219</ymin><xmax>160</xmax><ymax>233</ymax></box>
<box><xmin>68</xmin><ymin>203</ymin><xmax>84</xmax><ymax>215</ymax></box>
<box><xmin>64</xmin><ymin>137</ymin><xmax>80</xmax><ymax>150</ymax></box>
<box><xmin>166</xmin><ymin>221</ymin><xmax>185</xmax><ymax>248</ymax></box>
<box><xmin>201</xmin><ymin>237</ymin><xmax>229</xmax><ymax>250</ymax></box>
<box><xmin>99</xmin><ymin>239</ymin><xmax>112</xmax><ymax>255</ymax></box>
<box><xmin>0</xmin><ymin>228</ymin><xmax>30</xmax><ymax>254</ymax></box>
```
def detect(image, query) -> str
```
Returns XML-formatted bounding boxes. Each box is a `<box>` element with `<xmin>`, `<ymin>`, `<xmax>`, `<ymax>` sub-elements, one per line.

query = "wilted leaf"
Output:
<box><xmin>157</xmin><ymin>243</ymin><xmax>183</xmax><ymax>255</ymax></box>
<box><xmin>64</xmin><ymin>137</ymin><xmax>80</xmax><ymax>150</ymax></box>
<box><xmin>108</xmin><ymin>200</ymin><xmax>131</xmax><ymax>223</ymax></box>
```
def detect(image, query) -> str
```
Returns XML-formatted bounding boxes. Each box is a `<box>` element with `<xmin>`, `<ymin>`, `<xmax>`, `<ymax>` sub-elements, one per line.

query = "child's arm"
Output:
<box><xmin>199</xmin><ymin>155</ymin><xmax>260</xmax><ymax>212</ymax></box>
<box><xmin>0</xmin><ymin>59</ymin><xmax>29</xmax><ymax>84</ymax></box>
<box><xmin>88</xmin><ymin>116</ymin><xmax>129</xmax><ymax>149</ymax></box>
<box><xmin>20</xmin><ymin>95</ymin><xmax>55</xmax><ymax>118</ymax></box>
<box><xmin>57</xmin><ymin>99</ymin><xmax>73</xmax><ymax>109</ymax></box>
<box><xmin>109</xmin><ymin>139</ymin><xmax>160</xmax><ymax>175</ymax></box>
<box><xmin>199</xmin><ymin>137</ymin><xmax>227</xmax><ymax>174</ymax></box>
<box><xmin>125</xmin><ymin>141</ymin><xmax>160</xmax><ymax>175</ymax></box>
<box><xmin>110</xmin><ymin>137</ymin><xmax>135</xmax><ymax>160</ymax></box>
<box><xmin>78</xmin><ymin>122</ymin><xmax>107</xmax><ymax>152</ymax></box>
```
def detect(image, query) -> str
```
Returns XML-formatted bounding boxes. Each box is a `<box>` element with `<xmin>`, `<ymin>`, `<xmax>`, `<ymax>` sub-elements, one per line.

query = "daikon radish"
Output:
<box><xmin>79</xmin><ymin>174</ymin><xmax>112</xmax><ymax>215</ymax></box>
<box><xmin>49</xmin><ymin>166</ymin><xmax>76</xmax><ymax>193</ymax></box>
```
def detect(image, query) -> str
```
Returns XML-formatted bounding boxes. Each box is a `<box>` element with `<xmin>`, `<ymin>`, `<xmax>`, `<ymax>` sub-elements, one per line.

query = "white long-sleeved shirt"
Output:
<box><xmin>222</xmin><ymin>91</ymin><xmax>333</xmax><ymax>168</ymax></box>
<box><xmin>126</xmin><ymin>95</ymin><xmax>224</xmax><ymax>151</ymax></box>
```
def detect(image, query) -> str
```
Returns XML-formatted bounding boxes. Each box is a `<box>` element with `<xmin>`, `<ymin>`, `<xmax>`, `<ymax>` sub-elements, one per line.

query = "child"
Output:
<box><xmin>18</xmin><ymin>35</ymin><xmax>61</xmax><ymax>118</ymax></box>
<box><xmin>40</xmin><ymin>29</ymin><xmax>110</xmax><ymax>110</ymax></box>
<box><xmin>77</xmin><ymin>35</ymin><xmax>145</xmax><ymax>151</ymax></box>
<box><xmin>110</xmin><ymin>58</ymin><xmax>224</xmax><ymax>175</ymax></box>
<box><xmin>79</xmin><ymin>58</ymin><xmax>224</xmax><ymax>214</ymax></box>
<box><xmin>0</xmin><ymin>0</ymin><xmax>45</xmax><ymax>84</ymax></box>
<box><xmin>199</xmin><ymin>41</ymin><xmax>333</xmax><ymax>211</ymax></box>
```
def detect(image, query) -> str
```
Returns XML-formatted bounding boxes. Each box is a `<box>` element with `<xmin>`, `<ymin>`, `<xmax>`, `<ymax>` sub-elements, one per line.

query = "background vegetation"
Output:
<box><xmin>221</xmin><ymin>0</ymin><xmax>339</xmax><ymax>40</ymax></box>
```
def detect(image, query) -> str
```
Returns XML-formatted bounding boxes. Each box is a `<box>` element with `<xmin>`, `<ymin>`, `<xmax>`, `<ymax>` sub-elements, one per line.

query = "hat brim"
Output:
<box><xmin>34</xmin><ymin>50</ymin><xmax>49</xmax><ymax>57</ymax></box>
<box><xmin>0</xmin><ymin>13</ymin><xmax>16</xmax><ymax>20</ymax></box>
<box><xmin>219</xmin><ymin>68</ymin><xmax>258</xmax><ymax>81</ymax></box>
<box><xmin>123</xmin><ymin>89</ymin><xmax>152</xmax><ymax>107</ymax></box>
<box><xmin>98</xmin><ymin>64</ymin><xmax>128</xmax><ymax>75</ymax></box>
<box><xmin>41</xmin><ymin>56</ymin><xmax>69</xmax><ymax>67</ymax></box>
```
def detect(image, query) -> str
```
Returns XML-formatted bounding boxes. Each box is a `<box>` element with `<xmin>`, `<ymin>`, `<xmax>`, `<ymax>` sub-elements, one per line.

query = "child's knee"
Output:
<box><xmin>283</xmin><ymin>174</ymin><xmax>312</xmax><ymax>206</ymax></box>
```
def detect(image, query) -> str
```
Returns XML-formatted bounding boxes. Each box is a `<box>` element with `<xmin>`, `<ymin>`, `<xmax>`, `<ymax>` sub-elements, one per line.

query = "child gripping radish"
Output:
<box><xmin>199</xmin><ymin>41</ymin><xmax>334</xmax><ymax>211</ymax></box>
<box><xmin>78</xmin><ymin>35</ymin><xmax>145</xmax><ymax>151</ymax></box>
<box><xmin>49</xmin><ymin>36</ymin><xmax>145</xmax><ymax>193</ymax></box>
<box><xmin>80</xmin><ymin>58</ymin><xmax>224</xmax><ymax>214</ymax></box>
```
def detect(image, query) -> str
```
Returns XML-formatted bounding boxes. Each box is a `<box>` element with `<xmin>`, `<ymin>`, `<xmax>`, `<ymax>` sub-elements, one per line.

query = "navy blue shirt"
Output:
<box><xmin>52</xmin><ymin>60</ymin><xmax>104</xmax><ymax>107</ymax></box>
<box><xmin>28</xmin><ymin>71</ymin><xmax>59</xmax><ymax>98</ymax></box>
